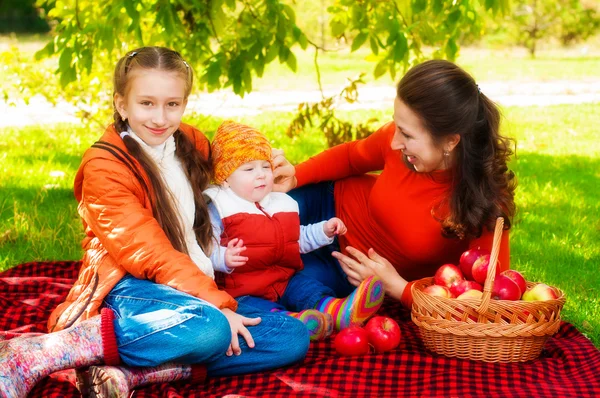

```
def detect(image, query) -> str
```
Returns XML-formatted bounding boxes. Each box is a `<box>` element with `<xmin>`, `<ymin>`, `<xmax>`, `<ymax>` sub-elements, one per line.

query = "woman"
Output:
<box><xmin>277</xmin><ymin>59</ymin><xmax>516</xmax><ymax>307</ymax></box>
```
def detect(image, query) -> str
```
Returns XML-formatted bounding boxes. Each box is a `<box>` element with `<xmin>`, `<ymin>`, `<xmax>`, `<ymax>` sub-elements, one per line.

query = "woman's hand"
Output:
<box><xmin>221</xmin><ymin>308</ymin><xmax>261</xmax><ymax>356</ymax></box>
<box><xmin>332</xmin><ymin>247</ymin><xmax>408</xmax><ymax>301</ymax></box>
<box><xmin>271</xmin><ymin>148</ymin><xmax>297</xmax><ymax>193</ymax></box>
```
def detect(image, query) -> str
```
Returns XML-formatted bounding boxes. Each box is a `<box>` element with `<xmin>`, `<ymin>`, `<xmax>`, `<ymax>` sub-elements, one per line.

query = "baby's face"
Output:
<box><xmin>225</xmin><ymin>159</ymin><xmax>274</xmax><ymax>202</ymax></box>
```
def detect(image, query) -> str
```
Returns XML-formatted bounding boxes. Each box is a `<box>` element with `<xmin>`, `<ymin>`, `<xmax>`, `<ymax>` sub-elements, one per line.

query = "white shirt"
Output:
<box><xmin>128</xmin><ymin>128</ymin><xmax>215</xmax><ymax>278</ymax></box>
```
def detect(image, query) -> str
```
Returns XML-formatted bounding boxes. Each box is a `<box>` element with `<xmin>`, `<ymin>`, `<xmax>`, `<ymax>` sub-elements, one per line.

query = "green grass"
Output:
<box><xmin>1</xmin><ymin>103</ymin><xmax>599</xmax><ymax>346</ymax></box>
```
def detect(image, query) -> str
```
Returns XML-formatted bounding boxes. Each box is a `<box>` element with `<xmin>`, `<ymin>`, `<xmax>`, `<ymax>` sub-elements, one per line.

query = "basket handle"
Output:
<box><xmin>477</xmin><ymin>217</ymin><xmax>504</xmax><ymax>315</ymax></box>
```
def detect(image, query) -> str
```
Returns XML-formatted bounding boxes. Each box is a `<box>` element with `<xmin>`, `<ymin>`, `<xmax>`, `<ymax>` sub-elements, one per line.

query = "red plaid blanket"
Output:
<box><xmin>2</xmin><ymin>261</ymin><xmax>599</xmax><ymax>398</ymax></box>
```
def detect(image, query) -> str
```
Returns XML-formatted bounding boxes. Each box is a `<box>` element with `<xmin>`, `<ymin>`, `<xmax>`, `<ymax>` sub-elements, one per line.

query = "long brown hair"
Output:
<box><xmin>112</xmin><ymin>46</ymin><xmax>213</xmax><ymax>254</ymax></box>
<box><xmin>397</xmin><ymin>60</ymin><xmax>516</xmax><ymax>239</ymax></box>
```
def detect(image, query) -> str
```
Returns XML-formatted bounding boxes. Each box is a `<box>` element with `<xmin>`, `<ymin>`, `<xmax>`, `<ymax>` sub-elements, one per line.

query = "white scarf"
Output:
<box><xmin>128</xmin><ymin>128</ymin><xmax>215</xmax><ymax>279</ymax></box>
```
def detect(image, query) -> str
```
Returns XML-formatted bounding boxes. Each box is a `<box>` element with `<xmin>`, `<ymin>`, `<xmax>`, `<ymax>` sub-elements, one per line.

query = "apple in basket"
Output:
<box><xmin>501</xmin><ymin>270</ymin><xmax>527</xmax><ymax>296</ymax></box>
<box><xmin>491</xmin><ymin>274</ymin><xmax>521</xmax><ymax>300</ymax></box>
<box><xmin>364</xmin><ymin>316</ymin><xmax>402</xmax><ymax>353</ymax></box>
<box><xmin>522</xmin><ymin>283</ymin><xmax>558</xmax><ymax>301</ymax></box>
<box><xmin>459</xmin><ymin>248</ymin><xmax>489</xmax><ymax>281</ymax></box>
<box><xmin>457</xmin><ymin>289</ymin><xmax>483</xmax><ymax>300</ymax></box>
<box><xmin>471</xmin><ymin>254</ymin><xmax>501</xmax><ymax>285</ymax></box>
<box><xmin>423</xmin><ymin>284</ymin><xmax>452</xmax><ymax>298</ymax></box>
<box><xmin>334</xmin><ymin>326</ymin><xmax>370</xmax><ymax>356</ymax></box>
<box><xmin>450</xmin><ymin>280</ymin><xmax>483</xmax><ymax>298</ymax></box>
<box><xmin>433</xmin><ymin>264</ymin><xmax>464</xmax><ymax>290</ymax></box>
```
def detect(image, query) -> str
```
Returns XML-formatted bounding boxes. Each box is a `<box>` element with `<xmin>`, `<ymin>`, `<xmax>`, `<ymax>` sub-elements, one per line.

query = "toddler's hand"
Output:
<box><xmin>324</xmin><ymin>217</ymin><xmax>347</xmax><ymax>238</ymax></box>
<box><xmin>225</xmin><ymin>238</ymin><xmax>248</xmax><ymax>269</ymax></box>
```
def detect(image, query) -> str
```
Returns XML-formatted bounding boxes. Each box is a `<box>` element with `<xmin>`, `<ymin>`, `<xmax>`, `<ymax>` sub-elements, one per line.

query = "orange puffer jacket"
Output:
<box><xmin>48</xmin><ymin>123</ymin><xmax>237</xmax><ymax>332</ymax></box>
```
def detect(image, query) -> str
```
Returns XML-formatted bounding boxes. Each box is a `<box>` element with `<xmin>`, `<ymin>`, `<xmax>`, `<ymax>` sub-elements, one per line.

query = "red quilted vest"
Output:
<box><xmin>204</xmin><ymin>188</ymin><xmax>303</xmax><ymax>302</ymax></box>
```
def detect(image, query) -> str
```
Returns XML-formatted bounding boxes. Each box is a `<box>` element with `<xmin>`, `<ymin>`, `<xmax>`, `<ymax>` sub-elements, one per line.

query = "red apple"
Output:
<box><xmin>491</xmin><ymin>274</ymin><xmax>521</xmax><ymax>300</ymax></box>
<box><xmin>449</xmin><ymin>280</ymin><xmax>483</xmax><ymax>298</ymax></box>
<box><xmin>522</xmin><ymin>283</ymin><xmax>558</xmax><ymax>301</ymax></box>
<box><xmin>364</xmin><ymin>316</ymin><xmax>401</xmax><ymax>353</ymax></box>
<box><xmin>433</xmin><ymin>264</ymin><xmax>464</xmax><ymax>289</ymax></box>
<box><xmin>457</xmin><ymin>289</ymin><xmax>483</xmax><ymax>300</ymax></box>
<box><xmin>423</xmin><ymin>284</ymin><xmax>452</xmax><ymax>298</ymax></box>
<box><xmin>334</xmin><ymin>326</ymin><xmax>370</xmax><ymax>356</ymax></box>
<box><xmin>501</xmin><ymin>270</ymin><xmax>527</xmax><ymax>297</ymax></box>
<box><xmin>459</xmin><ymin>248</ymin><xmax>489</xmax><ymax>281</ymax></box>
<box><xmin>471</xmin><ymin>255</ymin><xmax>500</xmax><ymax>285</ymax></box>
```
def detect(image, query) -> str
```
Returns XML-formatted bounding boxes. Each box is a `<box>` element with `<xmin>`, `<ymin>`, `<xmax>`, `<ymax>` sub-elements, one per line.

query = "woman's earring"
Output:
<box><xmin>444</xmin><ymin>151</ymin><xmax>450</xmax><ymax>157</ymax></box>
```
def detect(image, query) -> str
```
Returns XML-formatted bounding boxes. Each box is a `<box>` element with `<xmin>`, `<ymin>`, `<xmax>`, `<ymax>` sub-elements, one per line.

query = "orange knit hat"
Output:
<box><xmin>212</xmin><ymin>120</ymin><xmax>272</xmax><ymax>184</ymax></box>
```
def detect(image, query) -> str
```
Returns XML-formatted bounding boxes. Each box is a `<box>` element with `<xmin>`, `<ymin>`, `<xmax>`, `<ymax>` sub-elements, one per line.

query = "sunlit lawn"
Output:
<box><xmin>1</xmin><ymin>103</ymin><xmax>599</xmax><ymax>346</ymax></box>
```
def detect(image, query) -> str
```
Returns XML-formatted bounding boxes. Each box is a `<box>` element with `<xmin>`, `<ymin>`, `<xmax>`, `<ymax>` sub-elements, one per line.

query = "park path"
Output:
<box><xmin>1</xmin><ymin>79</ymin><xmax>599</xmax><ymax>128</ymax></box>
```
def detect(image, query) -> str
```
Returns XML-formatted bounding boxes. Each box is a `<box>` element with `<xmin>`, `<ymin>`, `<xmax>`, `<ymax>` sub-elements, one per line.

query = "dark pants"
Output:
<box><xmin>239</xmin><ymin>182</ymin><xmax>355</xmax><ymax>313</ymax></box>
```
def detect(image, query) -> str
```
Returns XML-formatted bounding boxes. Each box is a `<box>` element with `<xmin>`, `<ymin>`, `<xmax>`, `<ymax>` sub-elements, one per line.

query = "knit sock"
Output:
<box><xmin>274</xmin><ymin>309</ymin><xmax>333</xmax><ymax>341</ymax></box>
<box><xmin>79</xmin><ymin>363</ymin><xmax>205</xmax><ymax>398</ymax></box>
<box><xmin>0</xmin><ymin>309</ymin><xmax>119</xmax><ymax>398</ymax></box>
<box><xmin>315</xmin><ymin>275</ymin><xmax>385</xmax><ymax>330</ymax></box>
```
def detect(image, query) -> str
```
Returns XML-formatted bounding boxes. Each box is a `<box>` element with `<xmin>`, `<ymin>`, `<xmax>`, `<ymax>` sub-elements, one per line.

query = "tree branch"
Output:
<box><xmin>75</xmin><ymin>0</ymin><xmax>82</xmax><ymax>29</ymax></box>
<box><xmin>391</xmin><ymin>0</ymin><xmax>424</xmax><ymax>58</ymax></box>
<box><xmin>311</xmin><ymin>44</ymin><xmax>324</xmax><ymax>99</ymax></box>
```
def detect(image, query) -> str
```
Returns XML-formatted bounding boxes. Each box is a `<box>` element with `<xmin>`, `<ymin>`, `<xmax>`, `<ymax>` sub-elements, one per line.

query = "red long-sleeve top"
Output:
<box><xmin>295</xmin><ymin>122</ymin><xmax>510</xmax><ymax>307</ymax></box>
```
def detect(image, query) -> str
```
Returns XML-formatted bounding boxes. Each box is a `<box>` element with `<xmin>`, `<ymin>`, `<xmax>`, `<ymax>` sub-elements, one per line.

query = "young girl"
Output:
<box><xmin>204</xmin><ymin>121</ymin><xmax>385</xmax><ymax>340</ymax></box>
<box><xmin>0</xmin><ymin>47</ymin><xmax>309</xmax><ymax>398</ymax></box>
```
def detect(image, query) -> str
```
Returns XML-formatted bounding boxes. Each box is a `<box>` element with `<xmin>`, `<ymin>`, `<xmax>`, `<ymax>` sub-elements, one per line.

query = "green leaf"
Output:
<box><xmin>35</xmin><ymin>40</ymin><xmax>55</xmax><ymax>61</ymax></box>
<box><xmin>124</xmin><ymin>0</ymin><xmax>139</xmax><ymax>22</ymax></box>
<box><xmin>255</xmin><ymin>55</ymin><xmax>265</xmax><ymax>78</ymax></box>
<box><xmin>224</xmin><ymin>0</ymin><xmax>236</xmax><ymax>9</ymax></box>
<box><xmin>447</xmin><ymin>9</ymin><xmax>462</xmax><ymax>27</ymax></box>
<box><xmin>276</xmin><ymin>19</ymin><xmax>287</xmax><ymax>41</ymax></box>
<box><xmin>286</xmin><ymin>51</ymin><xmax>297</xmax><ymax>72</ymax></box>
<box><xmin>330</xmin><ymin>18</ymin><xmax>346</xmax><ymax>37</ymax></box>
<box><xmin>58</xmin><ymin>47</ymin><xmax>73</xmax><ymax>74</ymax></box>
<box><xmin>393</xmin><ymin>34</ymin><xmax>408</xmax><ymax>62</ymax></box>
<box><xmin>412</xmin><ymin>0</ymin><xmax>427</xmax><ymax>14</ymax></box>
<box><xmin>369</xmin><ymin>35</ymin><xmax>379</xmax><ymax>55</ymax></box>
<box><xmin>60</xmin><ymin>64</ymin><xmax>77</xmax><ymax>87</ymax></box>
<box><xmin>351</xmin><ymin>32</ymin><xmax>368</xmax><ymax>52</ymax></box>
<box><xmin>298</xmin><ymin>32</ymin><xmax>308</xmax><ymax>50</ymax></box>
<box><xmin>205</xmin><ymin>61</ymin><xmax>221</xmax><ymax>87</ymax></box>
<box><xmin>278</xmin><ymin>45</ymin><xmax>290</xmax><ymax>63</ymax></box>
<box><xmin>242</xmin><ymin>67</ymin><xmax>253</xmax><ymax>93</ymax></box>
<box><xmin>433</xmin><ymin>0</ymin><xmax>444</xmax><ymax>14</ymax></box>
<box><xmin>388</xmin><ymin>61</ymin><xmax>396</xmax><ymax>80</ymax></box>
<box><xmin>80</xmin><ymin>48</ymin><xmax>93</xmax><ymax>74</ymax></box>
<box><xmin>445</xmin><ymin>38</ymin><xmax>458</xmax><ymax>60</ymax></box>
<box><xmin>282</xmin><ymin>4</ymin><xmax>296</xmax><ymax>23</ymax></box>
<box><xmin>265</xmin><ymin>42</ymin><xmax>279</xmax><ymax>63</ymax></box>
<box><xmin>374</xmin><ymin>58</ymin><xmax>388</xmax><ymax>79</ymax></box>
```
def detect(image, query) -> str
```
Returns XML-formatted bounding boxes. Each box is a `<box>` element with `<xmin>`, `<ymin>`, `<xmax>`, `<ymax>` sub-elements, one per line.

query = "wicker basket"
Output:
<box><xmin>411</xmin><ymin>218</ymin><xmax>566</xmax><ymax>363</ymax></box>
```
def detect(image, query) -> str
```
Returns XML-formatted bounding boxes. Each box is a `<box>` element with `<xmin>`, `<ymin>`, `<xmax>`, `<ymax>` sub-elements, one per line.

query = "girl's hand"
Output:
<box><xmin>225</xmin><ymin>238</ymin><xmax>248</xmax><ymax>269</ymax></box>
<box><xmin>323</xmin><ymin>217</ymin><xmax>347</xmax><ymax>238</ymax></box>
<box><xmin>332</xmin><ymin>246</ymin><xmax>408</xmax><ymax>301</ymax></box>
<box><xmin>271</xmin><ymin>148</ymin><xmax>297</xmax><ymax>193</ymax></box>
<box><xmin>221</xmin><ymin>308</ymin><xmax>261</xmax><ymax>356</ymax></box>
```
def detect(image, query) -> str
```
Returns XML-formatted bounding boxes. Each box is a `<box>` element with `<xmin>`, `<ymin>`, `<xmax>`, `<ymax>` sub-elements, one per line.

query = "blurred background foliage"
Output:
<box><xmin>1</xmin><ymin>0</ymin><xmax>599</xmax><ymax>143</ymax></box>
<box><xmin>0</xmin><ymin>0</ymin><xmax>506</xmax><ymax>143</ymax></box>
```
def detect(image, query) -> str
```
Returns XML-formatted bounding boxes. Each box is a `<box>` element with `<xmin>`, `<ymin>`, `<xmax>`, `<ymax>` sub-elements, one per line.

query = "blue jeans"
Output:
<box><xmin>236</xmin><ymin>271</ymin><xmax>336</xmax><ymax>313</ymax></box>
<box><xmin>104</xmin><ymin>275</ymin><xmax>309</xmax><ymax>377</ymax></box>
<box><xmin>288</xmin><ymin>182</ymin><xmax>354</xmax><ymax>298</ymax></box>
